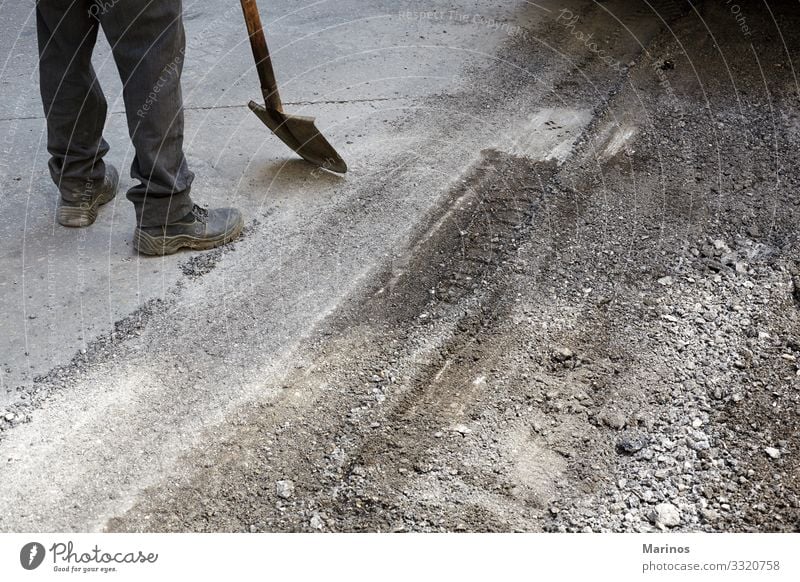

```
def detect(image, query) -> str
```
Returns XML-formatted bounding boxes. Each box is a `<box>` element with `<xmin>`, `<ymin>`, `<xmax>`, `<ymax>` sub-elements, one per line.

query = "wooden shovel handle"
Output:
<box><xmin>240</xmin><ymin>0</ymin><xmax>283</xmax><ymax>112</ymax></box>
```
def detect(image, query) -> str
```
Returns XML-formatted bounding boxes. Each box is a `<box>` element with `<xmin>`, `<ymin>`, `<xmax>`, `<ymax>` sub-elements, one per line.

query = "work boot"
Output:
<box><xmin>133</xmin><ymin>204</ymin><xmax>244</xmax><ymax>256</ymax></box>
<box><xmin>56</xmin><ymin>165</ymin><xmax>119</xmax><ymax>227</ymax></box>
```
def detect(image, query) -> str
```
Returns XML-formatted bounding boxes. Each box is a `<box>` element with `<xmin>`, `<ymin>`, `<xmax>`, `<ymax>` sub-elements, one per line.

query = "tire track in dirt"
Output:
<box><xmin>107</xmin><ymin>150</ymin><xmax>561</xmax><ymax>532</ymax></box>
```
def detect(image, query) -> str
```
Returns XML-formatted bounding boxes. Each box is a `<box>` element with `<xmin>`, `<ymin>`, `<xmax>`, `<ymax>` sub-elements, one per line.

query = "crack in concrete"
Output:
<box><xmin>0</xmin><ymin>96</ymin><xmax>416</xmax><ymax>123</ymax></box>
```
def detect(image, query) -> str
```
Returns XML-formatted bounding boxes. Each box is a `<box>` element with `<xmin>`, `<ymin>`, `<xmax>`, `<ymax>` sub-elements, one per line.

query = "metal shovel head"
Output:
<box><xmin>248</xmin><ymin>100</ymin><xmax>347</xmax><ymax>174</ymax></box>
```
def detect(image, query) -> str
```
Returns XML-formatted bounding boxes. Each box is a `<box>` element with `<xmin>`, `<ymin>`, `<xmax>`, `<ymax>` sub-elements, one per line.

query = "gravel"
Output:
<box><xmin>94</xmin><ymin>0</ymin><xmax>800</xmax><ymax>534</ymax></box>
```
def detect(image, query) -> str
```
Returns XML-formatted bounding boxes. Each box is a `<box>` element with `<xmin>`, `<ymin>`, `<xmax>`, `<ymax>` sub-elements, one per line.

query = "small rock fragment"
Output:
<box><xmin>601</xmin><ymin>411</ymin><xmax>627</xmax><ymax>430</ymax></box>
<box><xmin>310</xmin><ymin>515</ymin><xmax>325</xmax><ymax>530</ymax></box>
<box><xmin>617</xmin><ymin>432</ymin><xmax>649</xmax><ymax>455</ymax></box>
<box><xmin>764</xmin><ymin>447</ymin><xmax>781</xmax><ymax>460</ymax></box>
<box><xmin>552</xmin><ymin>347</ymin><xmax>574</xmax><ymax>362</ymax></box>
<box><xmin>649</xmin><ymin>503</ymin><xmax>681</xmax><ymax>528</ymax></box>
<box><xmin>276</xmin><ymin>480</ymin><xmax>295</xmax><ymax>499</ymax></box>
<box><xmin>700</xmin><ymin>508</ymin><xmax>719</xmax><ymax>523</ymax></box>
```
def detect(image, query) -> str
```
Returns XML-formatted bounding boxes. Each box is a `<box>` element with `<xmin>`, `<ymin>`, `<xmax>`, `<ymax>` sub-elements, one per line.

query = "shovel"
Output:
<box><xmin>240</xmin><ymin>0</ymin><xmax>347</xmax><ymax>173</ymax></box>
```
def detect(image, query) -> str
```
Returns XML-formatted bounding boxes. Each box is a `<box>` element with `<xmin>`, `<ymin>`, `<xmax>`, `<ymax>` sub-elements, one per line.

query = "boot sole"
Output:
<box><xmin>57</xmin><ymin>182</ymin><xmax>118</xmax><ymax>228</ymax></box>
<box><xmin>133</xmin><ymin>217</ymin><xmax>244</xmax><ymax>257</ymax></box>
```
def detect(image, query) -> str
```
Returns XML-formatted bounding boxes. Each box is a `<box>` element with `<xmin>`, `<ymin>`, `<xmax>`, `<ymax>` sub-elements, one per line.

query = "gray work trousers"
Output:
<box><xmin>36</xmin><ymin>0</ymin><xmax>194</xmax><ymax>227</ymax></box>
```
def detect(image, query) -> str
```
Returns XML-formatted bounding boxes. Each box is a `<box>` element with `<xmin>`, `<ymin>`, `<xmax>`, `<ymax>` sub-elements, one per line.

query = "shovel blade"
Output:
<box><xmin>248</xmin><ymin>101</ymin><xmax>347</xmax><ymax>173</ymax></box>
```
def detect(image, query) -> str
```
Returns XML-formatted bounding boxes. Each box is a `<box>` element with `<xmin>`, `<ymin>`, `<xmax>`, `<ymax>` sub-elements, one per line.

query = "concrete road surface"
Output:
<box><xmin>1</xmin><ymin>0</ymin><xmax>564</xmax><ymax>396</ymax></box>
<box><xmin>3</xmin><ymin>0</ymin><xmax>796</xmax><ymax>533</ymax></box>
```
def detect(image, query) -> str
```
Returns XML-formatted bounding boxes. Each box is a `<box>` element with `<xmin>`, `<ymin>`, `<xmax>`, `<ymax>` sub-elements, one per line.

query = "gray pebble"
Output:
<box><xmin>276</xmin><ymin>480</ymin><xmax>295</xmax><ymax>499</ymax></box>
<box><xmin>648</xmin><ymin>503</ymin><xmax>681</xmax><ymax>528</ymax></box>
<box><xmin>617</xmin><ymin>432</ymin><xmax>649</xmax><ymax>455</ymax></box>
<box><xmin>310</xmin><ymin>515</ymin><xmax>325</xmax><ymax>530</ymax></box>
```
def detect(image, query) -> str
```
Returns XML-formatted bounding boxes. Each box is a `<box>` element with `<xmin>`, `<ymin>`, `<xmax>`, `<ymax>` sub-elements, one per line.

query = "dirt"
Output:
<box><xmin>4</xmin><ymin>0</ymin><xmax>797</xmax><ymax>533</ymax></box>
<box><xmin>103</xmin><ymin>1</ymin><xmax>800</xmax><ymax>533</ymax></box>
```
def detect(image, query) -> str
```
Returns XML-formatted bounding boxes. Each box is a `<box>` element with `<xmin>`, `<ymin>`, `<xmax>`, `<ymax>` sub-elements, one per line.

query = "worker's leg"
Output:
<box><xmin>37</xmin><ymin>0</ymin><xmax>110</xmax><ymax>202</ymax></box>
<box><xmin>97</xmin><ymin>0</ymin><xmax>194</xmax><ymax>227</ymax></box>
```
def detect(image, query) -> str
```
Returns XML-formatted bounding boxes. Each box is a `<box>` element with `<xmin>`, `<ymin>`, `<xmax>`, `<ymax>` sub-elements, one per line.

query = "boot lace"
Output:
<box><xmin>191</xmin><ymin>205</ymin><xmax>209</xmax><ymax>223</ymax></box>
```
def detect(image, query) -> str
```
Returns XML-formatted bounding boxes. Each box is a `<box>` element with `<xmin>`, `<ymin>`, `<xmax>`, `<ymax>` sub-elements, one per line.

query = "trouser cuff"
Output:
<box><xmin>133</xmin><ymin>189</ymin><xmax>194</xmax><ymax>227</ymax></box>
<box><xmin>55</xmin><ymin>162</ymin><xmax>108</xmax><ymax>203</ymax></box>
